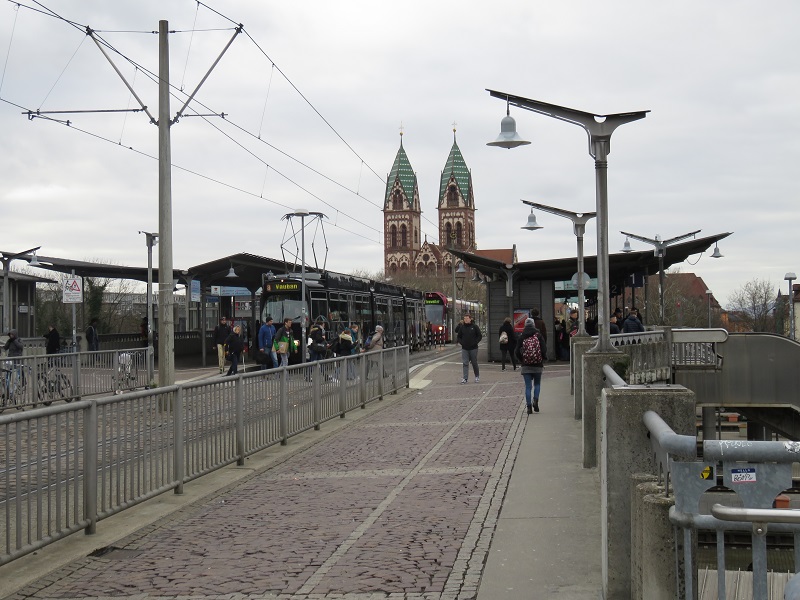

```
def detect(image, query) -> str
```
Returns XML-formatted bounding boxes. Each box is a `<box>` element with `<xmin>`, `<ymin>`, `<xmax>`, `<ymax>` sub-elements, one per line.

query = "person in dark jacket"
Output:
<box><xmin>44</xmin><ymin>324</ymin><xmax>60</xmax><ymax>355</ymax></box>
<box><xmin>498</xmin><ymin>316</ymin><xmax>517</xmax><ymax>371</ymax></box>
<box><xmin>514</xmin><ymin>318</ymin><xmax>546</xmax><ymax>414</ymax></box>
<box><xmin>457</xmin><ymin>313</ymin><xmax>482</xmax><ymax>384</ymax></box>
<box><xmin>3</xmin><ymin>329</ymin><xmax>23</xmax><ymax>357</ymax></box>
<box><xmin>531</xmin><ymin>308</ymin><xmax>548</xmax><ymax>358</ymax></box>
<box><xmin>85</xmin><ymin>318</ymin><xmax>100</xmax><ymax>352</ymax></box>
<box><xmin>610</xmin><ymin>314</ymin><xmax>621</xmax><ymax>335</ymax></box>
<box><xmin>224</xmin><ymin>326</ymin><xmax>244</xmax><ymax>376</ymax></box>
<box><xmin>622</xmin><ymin>308</ymin><xmax>645</xmax><ymax>333</ymax></box>
<box><xmin>213</xmin><ymin>317</ymin><xmax>231</xmax><ymax>374</ymax></box>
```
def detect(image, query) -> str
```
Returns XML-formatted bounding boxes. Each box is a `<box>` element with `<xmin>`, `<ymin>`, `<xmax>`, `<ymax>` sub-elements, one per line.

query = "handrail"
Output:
<box><xmin>601</xmin><ymin>363</ymin><xmax>626</xmax><ymax>386</ymax></box>
<box><xmin>642</xmin><ymin>410</ymin><xmax>696</xmax><ymax>459</ymax></box>
<box><xmin>704</xmin><ymin>439</ymin><xmax>800</xmax><ymax>462</ymax></box>
<box><xmin>712</xmin><ymin>503</ymin><xmax>800</xmax><ymax>526</ymax></box>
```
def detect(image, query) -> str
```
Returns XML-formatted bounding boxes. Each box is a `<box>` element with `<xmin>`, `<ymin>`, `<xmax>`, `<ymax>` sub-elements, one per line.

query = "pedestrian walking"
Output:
<box><xmin>3</xmin><ymin>329</ymin><xmax>23</xmax><ymax>357</ymax></box>
<box><xmin>257</xmin><ymin>316</ymin><xmax>277</xmax><ymax>370</ymax></box>
<box><xmin>213</xmin><ymin>317</ymin><xmax>231</xmax><ymax>374</ymax></box>
<box><xmin>515</xmin><ymin>317</ymin><xmax>546</xmax><ymax>414</ymax></box>
<box><xmin>498</xmin><ymin>316</ymin><xmax>517</xmax><ymax>371</ymax></box>
<box><xmin>458</xmin><ymin>313</ymin><xmax>482</xmax><ymax>383</ymax></box>
<box><xmin>85</xmin><ymin>318</ymin><xmax>100</xmax><ymax>352</ymax></box>
<box><xmin>273</xmin><ymin>318</ymin><xmax>297</xmax><ymax>367</ymax></box>
<box><xmin>224</xmin><ymin>326</ymin><xmax>244</xmax><ymax>376</ymax></box>
<box><xmin>43</xmin><ymin>324</ymin><xmax>60</xmax><ymax>355</ymax></box>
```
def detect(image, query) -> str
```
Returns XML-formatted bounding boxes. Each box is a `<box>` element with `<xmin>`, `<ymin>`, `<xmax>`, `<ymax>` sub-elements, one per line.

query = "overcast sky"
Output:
<box><xmin>1</xmin><ymin>1</ymin><xmax>798</xmax><ymax>306</ymax></box>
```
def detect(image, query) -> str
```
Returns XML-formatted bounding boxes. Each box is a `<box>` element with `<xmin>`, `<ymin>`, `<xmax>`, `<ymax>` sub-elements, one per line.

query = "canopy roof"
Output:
<box><xmin>450</xmin><ymin>232</ymin><xmax>732</xmax><ymax>285</ymax></box>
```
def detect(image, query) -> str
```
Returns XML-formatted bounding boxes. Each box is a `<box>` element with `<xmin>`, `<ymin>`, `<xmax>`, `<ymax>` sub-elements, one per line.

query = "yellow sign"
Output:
<box><xmin>701</xmin><ymin>466</ymin><xmax>713</xmax><ymax>480</ymax></box>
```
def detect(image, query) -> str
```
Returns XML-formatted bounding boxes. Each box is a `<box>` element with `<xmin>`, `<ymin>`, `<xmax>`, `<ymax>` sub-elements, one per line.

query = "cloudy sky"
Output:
<box><xmin>1</xmin><ymin>1</ymin><xmax>798</xmax><ymax>306</ymax></box>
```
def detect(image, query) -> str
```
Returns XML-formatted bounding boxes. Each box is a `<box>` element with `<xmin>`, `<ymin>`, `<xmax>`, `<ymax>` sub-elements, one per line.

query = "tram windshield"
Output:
<box><xmin>425</xmin><ymin>303</ymin><xmax>445</xmax><ymax>327</ymax></box>
<box><xmin>262</xmin><ymin>293</ymin><xmax>307</xmax><ymax>324</ymax></box>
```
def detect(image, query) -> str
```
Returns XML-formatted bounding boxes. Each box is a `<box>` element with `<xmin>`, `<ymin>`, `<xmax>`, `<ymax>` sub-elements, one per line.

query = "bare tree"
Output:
<box><xmin>726</xmin><ymin>278</ymin><xmax>776</xmax><ymax>332</ymax></box>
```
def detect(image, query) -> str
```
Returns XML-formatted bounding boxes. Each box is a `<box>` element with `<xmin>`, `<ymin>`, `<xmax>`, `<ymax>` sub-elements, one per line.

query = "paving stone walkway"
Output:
<box><xmin>5</xmin><ymin>358</ymin><xmax>594</xmax><ymax>600</ymax></box>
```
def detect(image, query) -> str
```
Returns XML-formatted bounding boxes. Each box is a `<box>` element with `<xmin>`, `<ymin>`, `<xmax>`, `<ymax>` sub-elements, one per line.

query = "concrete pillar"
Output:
<box><xmin>631</xmin><ymin>476</ymin><xmax>661</xmax><ymax>600</ymax></box>
<box><xmin>570</xmin><ymin>337</ymin><xmax>594</xmax><ymax>419</ymax></box>
<box><xmin>581</xmin><ymin>351</ymin><xmax>627</xmax><ymax>468</ymax></box>
<box><xmin>641</xmin><ymin>492</ymin><xmax>680</xmax><ymax>599</ymax></box>
<box><xmin>599</xmin><ymin>385</ymin><xmax>695</xmax><ymax>600</ymax></box>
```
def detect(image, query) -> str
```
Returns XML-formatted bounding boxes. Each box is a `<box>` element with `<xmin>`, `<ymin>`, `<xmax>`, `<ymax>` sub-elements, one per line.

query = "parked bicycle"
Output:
<box><xmin>1</xmin><ymin>359</ymin><xmax>30</xmax><ymax>412</ymax></box>
<box><xmin>36</xmin><ymin>357</ymin><xmax>75</xmax><ymax>406</ymax></box>
<box><xmin>113</xmin><ymin>352</ymin><xmax>138</xmax><ymax>394</ymax></box>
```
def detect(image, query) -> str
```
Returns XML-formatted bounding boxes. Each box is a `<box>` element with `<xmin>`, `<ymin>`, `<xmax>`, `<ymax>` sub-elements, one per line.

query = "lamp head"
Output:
<box><xmin>785</xmin><ymin>272</ymin><xmax>797</xmax><ymax>282</ymax></box>
<box><xmin>226</xmin><ymin>266</ymin><xmax>237</xmax><ymax>278</ymax></box>
<box><xmin>28</xmin><ymin>252</ymin><xmax>41</xmax><ymax>267</ymax></box>
<box><xmin>455</xmin><ymin>262</ymin><xmax>468</xmax><ymax>278</ymax></box>
<box><xmin>711</xmin><ymin>244</ymin><xmax>723</xmax><ymax>259</ymax></box>
<box><xmin>487</xmin><ymin>103</ymin><xmax>531</xmax><ymax>149</ymax></box>
<box><xmin>521</xmin><ymin>209</ymin><xmax>542</xmax><ymax>231</ymax></box>
<box><xmin>621</xmin><ymin>237</ymin><xmax>632</xmax><ymax>253</ymax></box>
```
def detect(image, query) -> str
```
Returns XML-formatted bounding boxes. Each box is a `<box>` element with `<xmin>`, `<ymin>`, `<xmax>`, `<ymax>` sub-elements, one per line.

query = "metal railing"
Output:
<box><xmin>0</xmin><ymin>348</ymin><xmax>150</xmax><ymax>412</ymax></box>
<box><xmin>611</xmin><ymin>329</ymin><xmax>672</xmax><ymax>384</ymax></box>
<box><xmin>642</xmin><ymin>410</ymin><xmax>800</xmax><ymax>599</ymax></box>
<box><xmin>0</xmin><ymin>346</ymin><xmax>409</xmax><ymax>565</ymax></box>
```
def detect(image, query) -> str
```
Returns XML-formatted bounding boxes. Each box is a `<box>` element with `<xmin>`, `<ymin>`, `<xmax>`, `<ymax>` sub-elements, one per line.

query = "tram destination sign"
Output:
<box><xmin>266</xmin><ymin>281</ymin><xmax>301</xmax><ymax>293</ymax></box>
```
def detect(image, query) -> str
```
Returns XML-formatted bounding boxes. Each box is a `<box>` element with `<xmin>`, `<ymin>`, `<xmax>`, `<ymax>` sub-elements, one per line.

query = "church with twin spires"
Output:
<box><xmin>383</xmin><ymin>129</ymin><xmax>477</xmax><ymax>276</ymax></box>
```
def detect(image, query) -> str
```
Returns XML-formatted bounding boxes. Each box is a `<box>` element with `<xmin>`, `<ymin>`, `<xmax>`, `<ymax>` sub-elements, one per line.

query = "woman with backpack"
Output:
<box><xmin>514</xmin><ymin>317</ymin><xmax>546</xmax><ymax>414</ymax></box>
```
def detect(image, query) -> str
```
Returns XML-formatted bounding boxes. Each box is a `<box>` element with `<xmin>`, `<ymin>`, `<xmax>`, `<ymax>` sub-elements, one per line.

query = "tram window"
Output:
<box><xmin>374</xmin><ymin>297</ymin><xmax>389</xmax><ymax>331</ymax></box>
<box><xmin>329</xmin><ymin>293</ymin><xmax>349</xmax><ymax>331</ymax></box>
<box><xmin>353</xmin><ymin>294</ymin><xmax>370</xmax><ymax>330</ymax></box>
<box><xmin>391</xmin><ymin>298</ymin><xmax>404</xmax><ymax>338</ymax></box>
<box><xmin>310</xmin><ymin>292</ymin><xmax>329</xmax><ymax>325</ymax></box>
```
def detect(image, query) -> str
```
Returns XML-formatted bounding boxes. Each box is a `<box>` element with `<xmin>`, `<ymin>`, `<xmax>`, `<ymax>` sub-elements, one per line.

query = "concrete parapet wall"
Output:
<box><xmin>581</xmin><ymin>351</ymin><xmax>629</xmax><ymax>468</ymax></box>
<box><xmin>600</xmin><ymin>384</ymin><xmax>695</xmax><ymax>600</ymax></box>
<box><xmin>631</xmin><ymin>476</ymin><xmax>660</xmax><ymax>600</ymax></box>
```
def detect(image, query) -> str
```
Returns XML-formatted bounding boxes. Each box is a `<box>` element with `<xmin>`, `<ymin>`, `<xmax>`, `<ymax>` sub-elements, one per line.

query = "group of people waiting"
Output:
<box><xmin>213</xmin><ymin>315</ymin><xmax>387</xmax><ymax>378</ymax></box>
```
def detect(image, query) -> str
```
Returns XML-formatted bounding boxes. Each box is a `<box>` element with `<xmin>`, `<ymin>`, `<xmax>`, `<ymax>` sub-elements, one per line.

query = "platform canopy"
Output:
<box><xmin>449</xmin><ymin>232</ymin><xmax>732</xmax><ymax>288</ymax></box>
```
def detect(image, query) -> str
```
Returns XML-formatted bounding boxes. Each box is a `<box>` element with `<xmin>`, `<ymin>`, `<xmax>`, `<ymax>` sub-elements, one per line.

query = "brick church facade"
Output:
<box><xmin>383</xmin><ymin>131</ymin><xmax>476</xmax><ymax>276</ymax></box>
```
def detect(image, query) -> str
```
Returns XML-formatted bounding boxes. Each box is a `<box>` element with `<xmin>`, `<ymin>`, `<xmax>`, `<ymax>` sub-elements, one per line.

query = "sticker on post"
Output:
<box><xmin>730</xmin><ymin>468</ymin><xmax>757</xmax><ymax>483</ymax></box>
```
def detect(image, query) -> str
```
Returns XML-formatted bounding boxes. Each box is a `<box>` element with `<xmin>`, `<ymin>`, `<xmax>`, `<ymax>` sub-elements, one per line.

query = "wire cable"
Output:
<box><xmin>0</xmin><ymin>1</ymin><xmax>20</xmax><ymax>96</ymax></box>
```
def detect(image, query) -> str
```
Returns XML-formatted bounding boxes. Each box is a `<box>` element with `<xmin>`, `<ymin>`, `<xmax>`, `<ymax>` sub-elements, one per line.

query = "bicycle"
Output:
<box><xmin>1</xmin><ymin>359</ymin><xmax>30</xmax><ymax>412</ymax></box>
<box><xmin>113</xmin><ymin>352</ymin><xmax>138</xmax><ymax>394</ymax></box>
<box><xmin>36</xmin><ymin>356</ymin><xmax>75</xmax><ymax>406</ymax></box>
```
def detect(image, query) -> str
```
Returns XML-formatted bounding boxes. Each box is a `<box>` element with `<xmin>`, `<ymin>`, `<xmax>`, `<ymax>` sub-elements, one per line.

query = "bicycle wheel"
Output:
<box><xmin>57</xmin><ymin>373</ymin><xmax>74</xmax><ymax>402</ymax></box>
<box><xmin>36</xmin><ymin>374</ymin><xmax>52</xmax><ymax>406</ymax></box>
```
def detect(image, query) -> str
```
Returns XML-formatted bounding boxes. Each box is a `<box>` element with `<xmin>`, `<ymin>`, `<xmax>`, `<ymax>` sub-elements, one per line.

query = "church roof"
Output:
<box><xmin>439</xmin><ymin>138</ymin><xmax>471</xmax><ymax>203</ymax></box>
<box><xmin>385</xmin><ymin>139</ymin><xmax>416</xmax><ymax>208</ymax></box>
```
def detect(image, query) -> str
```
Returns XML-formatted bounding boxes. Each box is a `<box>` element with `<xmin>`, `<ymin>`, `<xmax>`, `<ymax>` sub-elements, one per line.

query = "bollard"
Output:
<box><xmin>631</xmin><ymin>477</ymin><xmax>661</xmax><ymax>600</ymax></box>
<box><xmin>641</xmin><ymin>492</ymin><xmax>681</xmax><ymax>600</ymax></box>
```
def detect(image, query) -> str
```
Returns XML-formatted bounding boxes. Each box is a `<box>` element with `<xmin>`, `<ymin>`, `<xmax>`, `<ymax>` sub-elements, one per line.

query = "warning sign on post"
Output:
<box><xmin>63</xmin><ymin>277</ymin><xmax>83</xmax><ymax>303</ymax></box>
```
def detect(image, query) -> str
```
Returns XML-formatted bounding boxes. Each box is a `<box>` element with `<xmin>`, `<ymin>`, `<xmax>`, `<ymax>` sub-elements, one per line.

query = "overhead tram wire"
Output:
<box><xmin>1</xmin><ymin>94</ymin><xmax>383</xmax><ymax>246</ymax></box>
<box><xmin>4</xmin><ymin>1</ymin><xmax>415</xmax><ymax>244</ymax></box>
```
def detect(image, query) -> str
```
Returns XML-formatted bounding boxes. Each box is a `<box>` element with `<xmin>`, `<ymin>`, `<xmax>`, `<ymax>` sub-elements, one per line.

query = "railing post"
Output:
<box><xmin>313</xmin><ymin>361</ymin><xmax>321</xmax><ymax>428</ymax></box>
<box><xmin>340</xmin><ymin>358</ymin><xmax>348</xmax><ymax>415</ymax></box>
<box><xmin>73</xmin><ymin>350</ymin><xmax>81</xmax><ymax>397</ymax></box>
<box><xmin>280</xmin><ymin>367</ymin><xmax>288</xmax><ymax>445</ymax></box>
<box><xmin>235</xmin><ymin>374</ymin><xmax>244</xmax><ymax>465</ymax></box>
<box><xmin>377</xmin><ymin>350</ymin><xmax>384</xmax><ymax>400</ymax></box>
<box><xmin>359</xmin><ymin>354</ymin><xmax>367</xmax><ymax>406</ymax></box>
<box><xmin>174</xmin><ymin>386</ymin><xmax>184</xmax><ymax>494</ymax></box>
<box><xmin>391</xmin><ymin>348</ymin><xmax>397</xmax><ymax>394</ymax></box>
<box><xmin>84</xmin><ymin>400</ymin><xmax>98</xmax><ymax>535</ymax></box>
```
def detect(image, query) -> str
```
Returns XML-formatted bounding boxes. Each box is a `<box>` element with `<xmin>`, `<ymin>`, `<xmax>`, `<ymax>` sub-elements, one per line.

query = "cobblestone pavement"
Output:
<box><xmin>7</xmin><ymin>359</ymin><xmax>547</xmax><ymax>600</ymax></box>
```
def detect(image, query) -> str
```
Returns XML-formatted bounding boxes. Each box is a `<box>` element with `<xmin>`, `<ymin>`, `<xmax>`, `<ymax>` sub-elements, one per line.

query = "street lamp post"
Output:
<box><xmin>1</xmin><ymin>246</ymin><xmax>41</xmax><ymax>336</ymax></box>
<box><xmin>139</xmin><ymin>231</ymin><xmax>158</xmax><ymax>383</ymax></box>
<box><xmin>706</xmin><ymin>289</ymin><xmax>713</xmax><ymax>328</ymax></box>
<box><xmin>451</xmin><ymin>261</ymin><xmax>467</xmax><ymax>342</ymax></box>
<box><xmin>521</xmin><ymin>200</ymin><xmax>596</xmax><ymax>336</ymax></box>
<box><xmin>282</xmin><ymin>210</ymin><xmax>325</xmax><ymax>362</ymax></box>
<box><xmin>785</xmin><ymin>272</ymin><xmax>796</xmax><ymax>340</ymax></box>
<box><xmin>620</xmin><ymin>230</ymin><xmax>701</xmax><ymax>326</ymax></box>
<box><xmin>487</xmin><ymin>90</ymin><xmax>648</xmax><ymax>352</ymax></box>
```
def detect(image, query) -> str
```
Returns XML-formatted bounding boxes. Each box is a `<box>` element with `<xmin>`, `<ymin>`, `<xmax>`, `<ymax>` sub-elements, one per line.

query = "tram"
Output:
<box><xmin>424</xmin><ymin>291</ymin><xmax>483</xmax><ymax>343</ymax></box>
<box><xmin>260</xmin><ymin>271</ymin><xmax>426</xmax><ymax>360</ymax></box>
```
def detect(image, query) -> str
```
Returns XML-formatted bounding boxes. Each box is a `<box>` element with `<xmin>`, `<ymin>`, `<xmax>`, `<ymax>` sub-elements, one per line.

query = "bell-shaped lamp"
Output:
<box><xmin>455</xmin><ymin>262</ymin><xmax>468</xmax><ymax>277</ymax></box>
<box><xmin>226</xmin><ymin>265</ymin><xmax>237</xmax><ymax>278</ymax></box>
<box><xmin>621</xmin><ymin>237</ymin><xmax>633</xmax><ymax>253</ymax></box>
<box><xmin>471</xmin><ymin>271</ymin><xmax>481</xmax><ymax>282</ymax></box>
<box><xmin>29</xmin><ymin>252</ymin><xmax>42</xmax><ymax>267</ymax></box>
<box><xmin>487</xmin><ymin>105</ymin><xmax>531</xmax><ymax>149</ymax></box>
<box><xmin>710</xmin><ymin>244</ymin><xmax>723</xmax><ymax>259</ymax></box>
<box><xmin>521</xmin><ymin>209</ymin><xmax>542</xmax><ymax>231</ymax></box>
